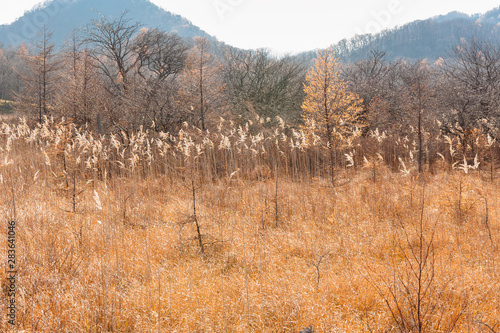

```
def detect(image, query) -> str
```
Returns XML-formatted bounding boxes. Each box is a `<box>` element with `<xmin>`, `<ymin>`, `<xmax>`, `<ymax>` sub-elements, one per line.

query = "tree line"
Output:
<box><xmin>0</xmin><ymin>13</ymin><xmax>306</xmax><ymax>134</ymax></box>
<box><xmin>1</xmin><ymin>13</ymin><xmax>500</xmax><ymax>175</ymax></box>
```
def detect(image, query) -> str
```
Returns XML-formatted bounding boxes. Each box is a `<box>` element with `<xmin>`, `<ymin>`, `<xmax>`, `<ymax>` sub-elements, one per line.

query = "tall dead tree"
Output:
<box><xmin>16</xmin><ymin>27</ymin><xmax>62</xmax><ymax>122</ymax></box>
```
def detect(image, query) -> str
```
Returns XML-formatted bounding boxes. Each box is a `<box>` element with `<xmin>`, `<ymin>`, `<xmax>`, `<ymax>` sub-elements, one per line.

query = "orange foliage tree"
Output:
<box><xmin>301</xmin><ymin>46</ymin><xmax>364</xmax><ymax>185</ymax></box>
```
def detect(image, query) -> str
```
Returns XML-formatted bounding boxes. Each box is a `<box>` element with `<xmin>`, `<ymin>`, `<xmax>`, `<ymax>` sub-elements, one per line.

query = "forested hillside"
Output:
<box><xmin>299</xmin><ymin>7</ymin><xmax>500</xmax><ymax>62</ymax></box>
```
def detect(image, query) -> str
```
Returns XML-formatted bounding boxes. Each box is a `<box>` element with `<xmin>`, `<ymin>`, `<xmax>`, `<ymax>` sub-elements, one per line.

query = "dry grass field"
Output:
<box><xmin>0</xmin><ymin>118</ymin><xmax>499</xmax><ymax>332</ymax></box>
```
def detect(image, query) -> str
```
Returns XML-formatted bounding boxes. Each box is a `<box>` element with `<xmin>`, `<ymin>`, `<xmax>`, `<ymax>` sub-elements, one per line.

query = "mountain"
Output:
<box><xmin>477</xmin><ymin>6</ymin><xmax>500</xmax><ymax>26</ymax></box>
<box><xmin>0</xmin><ymin>0</ymin><xmax>214</xmax><ymax>47</ymax></box>
<box><xmin>1</xmin><ymin>0</ymin><xmax>500</xmax><ymax>62</ymax></box>
<box><xmin>431</xmin><ymin>11</ymin><xmax>480</xmax><ymax>24</ymax></box>
<box><xmin>328</xmin><ymin>6</ymin><xmax>500</xmax><ymax>63</ymax></box>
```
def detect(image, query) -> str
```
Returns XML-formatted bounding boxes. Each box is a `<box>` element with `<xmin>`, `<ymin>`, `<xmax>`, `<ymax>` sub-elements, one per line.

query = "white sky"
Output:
<box><xmin>1</xmin><ymin>0</ymin><xmax>499</xmax><ymax>54</ymax></box>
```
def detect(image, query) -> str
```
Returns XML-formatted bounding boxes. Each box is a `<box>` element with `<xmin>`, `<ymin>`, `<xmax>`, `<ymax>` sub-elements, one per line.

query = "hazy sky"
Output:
<box><xmin>1</xmin><ymin>0</ymin><xmax>499</xmax><ymax>54</ymax></box>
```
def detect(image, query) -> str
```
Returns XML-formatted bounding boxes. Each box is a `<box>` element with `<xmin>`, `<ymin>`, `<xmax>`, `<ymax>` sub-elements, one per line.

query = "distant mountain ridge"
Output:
<box><xmin>430</xmin><ymin>11</ymin><xmax>480</xmax><ymax>24</ymax></box>
<box><xmin>1</xmin><ymin>0</ymin><xmax>500</xmax><ymax>63</ymax></box>
<box><xmin>326</xmin><ymin>6</ymin><xmax>500</xmax><ymax>62</ymax></box>
<box><xmin>0</xmin><ymin>0</ymin><xmax>214</xmax><ymax>46</ymax></box>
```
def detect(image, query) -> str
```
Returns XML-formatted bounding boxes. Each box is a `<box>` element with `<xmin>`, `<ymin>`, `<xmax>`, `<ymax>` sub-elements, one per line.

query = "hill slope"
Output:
<box><xmin>0</xmin><ymin>0</ymin><xmax>214</xmax><ymax>46</ymax></box>
<box><xmin>2</xmin><ymin>1</ymin><xmax>500</xmax><ymax>62</ymax></box>
<box><xmin>329</xmin><ymin>6</ymin><xmax>500</xmax><ymax>62</ymax></box>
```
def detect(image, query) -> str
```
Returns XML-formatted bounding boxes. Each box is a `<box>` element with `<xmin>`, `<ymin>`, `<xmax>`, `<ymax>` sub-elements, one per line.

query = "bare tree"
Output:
<box><xmin>0</xmin><ymin>46</ymin><xmax>23</xmax><ymax>101</ymax></box>
<box><xmin>179</xmin><ymin>37</ymin><xmax>224</xmax><ymax>130</ymax></box>
<box><xmin>134</xmin><ymin>28</ymin><xmax>188</xmax><ymax>83</ymax></box>
<box><xmin>400</xmin><ymin>60</ymin><xmax>436</xmax><ymax>173</ymax></box>
<box><xmin>344</xmin><ymin>50</ymin><xmax>402</xmax><ymax>132</ymax></box>
<box><xmin>439</xmin><ymin>38</ymin><xmax>500</xmax><ymax>146</ymax></box>
<box><xmin>84</xmin><ymin>15</ymin><xmax>193</xmax><ymax>132</ymax></box>
<box><xmin>57</xmin><ymin>31</ymin><xmax>102</xmax><ymax>127</ymax></box>
<box><xmin>83</xmin><ymin>12</ymin><xmax>140</xmax><ymax>93</ymax></box>
<box><xmin>133</xmin><ymin>28</ymin><xmax>189</xmax><ymax>131</ymax></box>
<box><xmin>16</xmin><ymin>27</ymin><xmax>62</xmax><ymax>122</ymax></box>
<box><xmin>222</xmin><ymin>47</ymin><xmax>306</xmax><ymax>126</ymax></box>
<box><xmin>369</xmin><ymin>190</ymin><xmax>468</xmax><ymax>333</ymax></box>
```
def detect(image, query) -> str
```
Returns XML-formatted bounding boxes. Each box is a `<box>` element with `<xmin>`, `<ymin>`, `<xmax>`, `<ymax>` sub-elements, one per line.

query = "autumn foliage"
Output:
<box><xmin>302</xmin><ymin>47</ymin><xmax>364</xmax><ymax>144</ymax></box>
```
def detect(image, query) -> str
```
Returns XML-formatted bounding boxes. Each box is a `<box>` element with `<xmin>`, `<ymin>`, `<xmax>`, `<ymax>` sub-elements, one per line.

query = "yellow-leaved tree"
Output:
<box><xmin>302</xmin><ymin>46</ymin><xmax>364</xmax><ymax>185</ymax></box>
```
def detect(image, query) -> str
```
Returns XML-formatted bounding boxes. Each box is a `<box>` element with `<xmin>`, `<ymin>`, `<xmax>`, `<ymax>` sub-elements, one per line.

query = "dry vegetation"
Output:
<box><xmin>0</xmin><ymin>117</ymin><xmax>499</xmax><ymax>332</ymax></box>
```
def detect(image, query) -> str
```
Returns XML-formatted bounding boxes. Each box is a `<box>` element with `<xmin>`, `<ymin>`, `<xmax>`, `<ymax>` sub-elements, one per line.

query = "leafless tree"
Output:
<box><xmin>83</xmin><ymin>13</ymin><xmax>193</xmax><ymax>132</ymax></box>
<box><xmin>134</xmin><ymin>28</ymin><xmax>188</xmax><ymax>83</ymax></box>
<box><xmin>83</xmin><ymin>11</ymin><xmax>140</xmax><ymax>93</ymax></box>
<box><xmin>57</xmin><ymin>31</ymin><xmax>103</xmax><ymax>128</ymax></box>
<box><xmin>344</xmin><ymin>50</ymin><xmax>402</xmax><ymax>132</ymax></box>
<box><xmin>133</xmin><ymin>28</ymin><xmax>190</xmax><ymax>131</ymax></box>
<box><xmin>178</xmin><ymin>36</ymin><xmax>224</xmax><ymax>130</ymax></box>
<box><xmin>222</xmin><ymin>47</ymin><xmax>306</xmax><ymax>126</ymax></box>
<box><xmin>439</xmin><ymin>38</ymin><xmax>500</xmax><ymax>145</ymax></box>
<box><xmin>0</xmin><ymin>46</ymin><xmax>23</xmax><ymax>101</ymax></box>
<box><xmin>16</xmin><ymin>27</ymin><xmax>62</xmax><ymax>122</ymax></box>
<box><xmin>399</xmin><ymin>60</ymin><xmax>437</xmax><ymax>173</ymax></box>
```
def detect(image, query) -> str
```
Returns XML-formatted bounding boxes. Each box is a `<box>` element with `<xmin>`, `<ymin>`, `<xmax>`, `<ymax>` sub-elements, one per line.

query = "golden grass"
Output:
<box><xmin>0</xmin><ymin>119</ymin><xmax>498</xmax><ymax>332</ymax></box>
